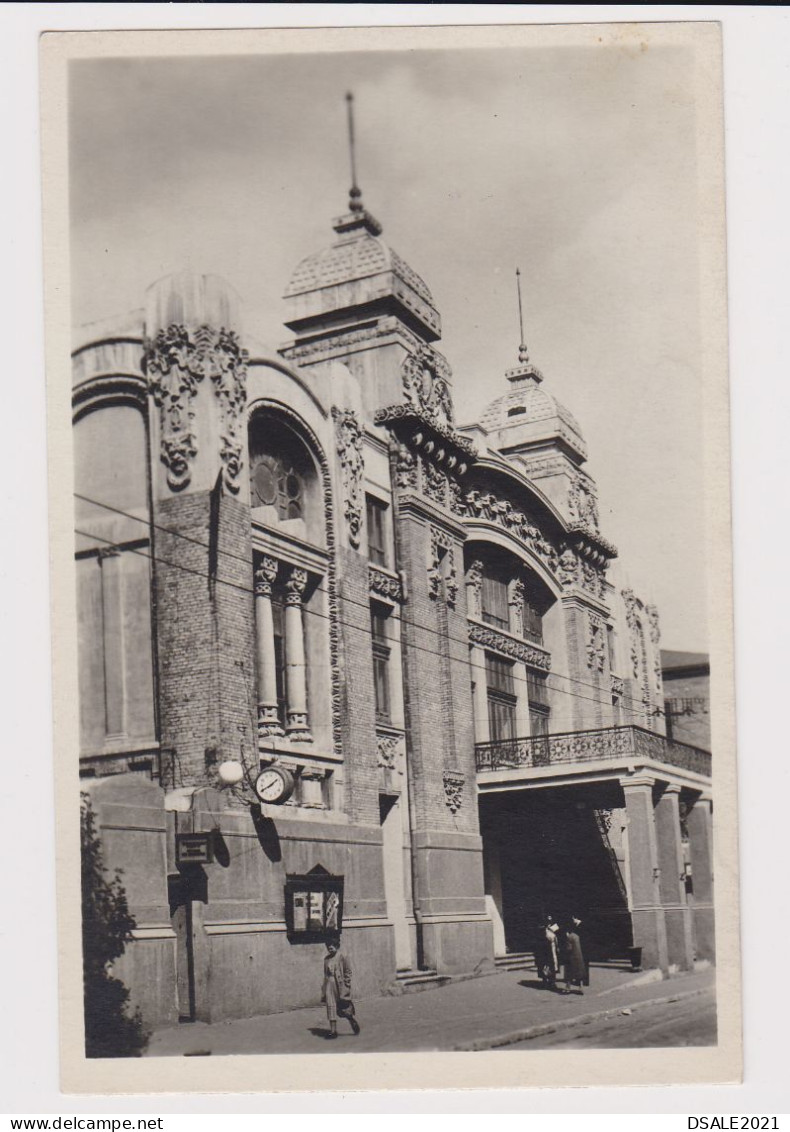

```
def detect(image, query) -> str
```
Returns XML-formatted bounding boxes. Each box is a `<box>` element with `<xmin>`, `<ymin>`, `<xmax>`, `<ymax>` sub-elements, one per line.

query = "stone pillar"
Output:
<box><xmin>98</xmin><ymin>546</ymin><xmax>126</xmax><ymax>738</ymax></box>
<box><xmin>687</xmin><ymin>795</ymin><xmax>715</xmax><ymax>961</ymax></box>
<box><xmin>254</xmin><ymin>556</ymin><xmax>283</xmax><ymax>739</ymax></box>
<box><xmin>470</xmin><ymin>644</ymin><xmax>490</xmax><ymax>745</ymax></box>
<box><xmin>284</xmin><ymin>567</ymin><xmax>312</xmax><ymax>741</ymax></box>
<box><xmin>483</xmin><ymin>840</ymin><xmax>507</xmax><ymax>956</ymax></box>
<box><xmin>622</xmin><ymin>776</ymin><xmax>668</xmax><ymax>971</ymax></box>
<box><xmin>655</xmin><ymin>783</ymin><xmax>694</xmax><ymax>970</ymax></box>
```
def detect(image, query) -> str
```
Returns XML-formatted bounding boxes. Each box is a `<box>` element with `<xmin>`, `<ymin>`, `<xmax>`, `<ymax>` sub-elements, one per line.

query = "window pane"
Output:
<box><xmin>488</xmin><ymin>695</ymin><xmax>516</xmax><ymax>742</ymax></box>
<box><xmin>486</xmin><ymin>653</ymin><xmax>515</xmax><ymax>694</ymax></box>
<box><xmin>481</xmin><ymin>574</ymin><xmax>509</xmax><ymax>629</ymax></box>
<box><xmin>366</xmin><ymin>496</ymin><xmax>388</xmax><ymax>566</ymax></box>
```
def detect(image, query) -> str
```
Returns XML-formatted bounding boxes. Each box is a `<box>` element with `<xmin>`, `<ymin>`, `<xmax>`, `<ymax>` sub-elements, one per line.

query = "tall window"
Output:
<box><xmin>486</xmin><ymin>654</ymin><xmax>517</xmax><ymax>742</ymax></box>
<box><xmin>366</xmin><ymin>495</ymin><xmax>388</xmax><ymax>567</ymax></box>
<box><xmin>527</xmin><ymin>672</ymin><xmax>550</xmax><ymax>736</ymax></box>
<box><xmin>481</xmin><ymin>574</ymin><xmax>509</xmax><ymax>631</ymax></box>
<box><xmin>371</xmin><ymin>603</ymin><xmax>391</xmax><ymax>724</ymax></box>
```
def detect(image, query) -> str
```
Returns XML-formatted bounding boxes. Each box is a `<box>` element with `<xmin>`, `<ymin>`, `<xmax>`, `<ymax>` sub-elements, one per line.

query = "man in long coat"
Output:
<box><xmin>321</xmin><ymin>934</ymin><xmax>360</xmax><ymax>1039</ymax></box>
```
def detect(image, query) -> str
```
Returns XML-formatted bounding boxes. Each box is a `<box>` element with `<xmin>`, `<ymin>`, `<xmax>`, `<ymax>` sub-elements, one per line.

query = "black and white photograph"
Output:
<box><xmin>40</xmin><ymin>20</ymin><xmax>740</xmax><ymax>1093</ymax></box>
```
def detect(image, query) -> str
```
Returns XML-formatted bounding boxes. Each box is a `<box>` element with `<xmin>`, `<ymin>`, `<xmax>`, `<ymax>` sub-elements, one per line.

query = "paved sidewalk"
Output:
<box><xmin>146</xmin><ymin>964</ymin><xmax>716</xmax><ymax>1057</ymax></box>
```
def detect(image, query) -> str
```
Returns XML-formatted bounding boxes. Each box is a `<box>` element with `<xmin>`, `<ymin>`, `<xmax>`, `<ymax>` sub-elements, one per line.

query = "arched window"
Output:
<box><xmin>248</xmin><ymin>412</ymin><xmax>323</xmax><ymax>546</ymax></box>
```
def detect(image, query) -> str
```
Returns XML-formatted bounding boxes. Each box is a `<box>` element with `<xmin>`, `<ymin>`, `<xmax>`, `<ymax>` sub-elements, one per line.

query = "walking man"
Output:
<box><xmin>321</xmin><ymin>933</ymin><xmax>360</xmax><ymax>1039</ymax></box>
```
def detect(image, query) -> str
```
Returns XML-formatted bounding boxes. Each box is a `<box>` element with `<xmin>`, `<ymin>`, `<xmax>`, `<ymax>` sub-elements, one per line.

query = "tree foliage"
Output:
<box><xmin>80</xmin><ymin>794</ymin><xmax>149</xmax><ymax>1057</ymax></box>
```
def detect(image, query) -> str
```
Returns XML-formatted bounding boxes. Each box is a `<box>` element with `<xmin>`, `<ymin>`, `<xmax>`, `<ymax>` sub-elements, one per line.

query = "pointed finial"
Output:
<box><xmin>516</xmin><ymin>267</ymin><xmax>529</xmax><ymax>363</ymax></box>
<box><xmin>346</xmin><ymin>92</ymin><xmax>363</xmax><ymax>213</ymax></box>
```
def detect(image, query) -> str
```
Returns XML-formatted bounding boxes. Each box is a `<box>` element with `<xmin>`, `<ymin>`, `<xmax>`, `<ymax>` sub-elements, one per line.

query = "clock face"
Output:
<box><xmin>255</xmin><ymin>766</ymin><xmax>294</xmax><ymax>805</ymax></box>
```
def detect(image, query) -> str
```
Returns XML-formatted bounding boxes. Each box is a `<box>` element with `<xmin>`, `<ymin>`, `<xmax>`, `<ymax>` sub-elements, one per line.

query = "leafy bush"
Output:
<box><xmin>81</xmin><ymin>794</ymin><xmax>149</xmax><ymax>1057</ymax></box>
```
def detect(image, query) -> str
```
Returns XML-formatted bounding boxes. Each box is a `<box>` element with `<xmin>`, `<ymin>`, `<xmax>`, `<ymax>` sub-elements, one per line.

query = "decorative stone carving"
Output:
<box><xmin>283</xmin><ymin>318</ymin><xmax>422</xmax><ymax>365</ymax></box>
<box><xmin>254</xmin><ymin>555</ymin><xmax>278</xmax><ymax>596</ymax></box>
<box><xmin>580</xmin><ymin>559</ymin><xmax>605</xmax><ymax>599</ymax></box>
<box><xmin>207</xmin><ymin>327</ymin><xmax>248</xmax><ymax>494</ymax></box>
<box><xmin>621</xmin><ymin>588</ymin><xmax>641</xmax><ymax>679</ymax></box>
<box><xmin>468</xmin><ymin>619</ymin><xmax>551</xmax><ymax>672</ymax></box>
<box><xmin>393</xmin><ymin>442</ymin><xmax>418</xmax><ymax>490</ymax></box>
<box><xmin>448</xmin><ymin>477</ymin><xmax>465</xmax><ymax>516</ymax></box>
<box><xmin>402</xmin><ymin>344</ymin><xmax>455</xmax><ymax>428</ymax></box>
<box><xmin>285</xmin><ymin>566</ymin><xmax>308</xmax><ymax>605</ymax></box>
<box><xmin>587</xmin><ymin>613</ymin><xmax>606</xmax><ymax>673</ymax></box>
<box><xmin>611</xmin><ymin>674</ymin><xmax>625</xmax><ymax>698</ymax></box>
<box><xmin>646</xmin><ymin>604</ymin><xmax>662</xmax><ymax>689</ymax></box>
<box><xmin>377</xmin><ymin>731</ymin><xmax>405</xmax><ymax>773</ymax></box>
<box><xmin>557</xmin><ymin>547</ymin><xmax>578</xmax><ymax>589</ymax></box>
<box><xmin>443</xmin><ymin>769</ymin><xmax>465</xmax><ymax>815</ymax></box>
<box><xmin>428</xmin><ymin>528</ymin><xmax>457</xmax><ymax>607</ymax></box>
<box><xmin>466</xmin><ymin>559</ymin><xmax>483</xmax><ymax>619</ymax></box>
<box><xmin>422</xmin><ymin>457</ymin><xmax>447</xmax><ymax>507</ymax></box>
<box><xmin>509</xmin><ymin>578</ymin><xmax>526</xmax><ymax>637</ymax></box>
<box><xmin>144</xmin><ymin>322</ymin><xmax>248</xmax><ymax>493</ymax></box>
<box><xmin>368</xmin><ymin>565</ymin><xmax>404</xmax><ymax>604</ymax></box>
<box><xmin>332</xmin><ymin>407</ymin><xmax>365</xmax><ymax>548</ymax></box>
<box><xmin>459</xmin><ymin>489</ymin><xmax>560</xmax><ymax>577</ymax></box>
<box><xmin>568</xmin><ymin>471</ymin><xmax>600</xmax><ymax>533</ymax></box>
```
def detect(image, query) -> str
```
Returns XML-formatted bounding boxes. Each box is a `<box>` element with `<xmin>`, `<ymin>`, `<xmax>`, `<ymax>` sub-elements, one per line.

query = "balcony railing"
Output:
<box><xmin>475</xmin><ymin>724</ymin><xmax>711</xmax><ymax>778</ymax></box>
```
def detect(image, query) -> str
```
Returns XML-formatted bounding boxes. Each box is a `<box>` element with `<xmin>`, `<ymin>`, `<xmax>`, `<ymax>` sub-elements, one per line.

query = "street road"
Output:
<box><xmin>504</xmin><ymin>987</ymin><xmax>717</xmax><ymax>1049</ymax></box>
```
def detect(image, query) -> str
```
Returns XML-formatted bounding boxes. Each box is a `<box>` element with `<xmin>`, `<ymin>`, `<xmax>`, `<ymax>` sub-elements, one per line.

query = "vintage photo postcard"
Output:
<box><xmin>41</xmin><ymin>21</ymin><xmax>740</xmax><ymax>1094</ymax></box>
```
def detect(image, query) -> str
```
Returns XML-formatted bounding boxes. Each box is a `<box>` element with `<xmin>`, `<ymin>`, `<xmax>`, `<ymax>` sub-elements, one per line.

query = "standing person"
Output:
<box><xmin>540</xmin><ymin>915</ymin><xmax>561</xmax><ymax>991</ymax></box>
<box><xmin>321</xmin><ymin>934</ymin><xmax>360</xmax><ymax>1039</ymax></box>
<box><xmin>562</xmin><ymin>918</ymin><xmax>587</xmax><ymax>995</ymax></box>
<box><xmin>571</xmin><ymin>915</ymin><xmax>590</xmax><ymax>987</ymax></box>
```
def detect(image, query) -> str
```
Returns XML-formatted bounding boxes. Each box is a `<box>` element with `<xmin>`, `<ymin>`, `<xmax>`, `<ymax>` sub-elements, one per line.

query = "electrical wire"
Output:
<box><xmin>74</xmin><ymin>491</ymin><xmax>674</xmax><ymax>712</ymax></box>
<box><xmin>74</xmin><ymin>521</ymin><xmax>676</xmax><ymax>724</ymax></box>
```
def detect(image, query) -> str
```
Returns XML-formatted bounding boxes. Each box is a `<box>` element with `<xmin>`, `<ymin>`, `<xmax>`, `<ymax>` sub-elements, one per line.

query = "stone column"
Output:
<box><xmin>284</xmin><ymin>567</ymin><xmax>312</xmax><ymax>741</ymax></box>
<box><xmin>254</xmin><ymin>556</ymin><xmax>283</xmax><ymax>739</ymax></box>
<box><xmin>687</xmin><ymin>795</ymin><xmax>715</xmax><ymax>961</ymax></box>
<box><xmin>470</xmin><ymin>644</ymin><xmax>490</xmax><ymax>745</ymax></box>
<box><xmin>98</xmin><ymin>546</ymin><xmax>126</xmax><ymax>738</ymax></box>
<box><xmin>622</xmin><ymin>776</ymin><xmax>668</xmax><ymax>971</ymax></box>
<box><xmin>655</xmin><ymin>783</ymin><xmax>694</xmax><ymax>970</ymax></box>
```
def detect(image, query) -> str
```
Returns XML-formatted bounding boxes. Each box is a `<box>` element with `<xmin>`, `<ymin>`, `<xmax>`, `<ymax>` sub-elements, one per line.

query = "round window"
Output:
<box><xmin>254</xmin><ymin>461</ymin><xmax>277</xmax><ymax>506</ymax></box>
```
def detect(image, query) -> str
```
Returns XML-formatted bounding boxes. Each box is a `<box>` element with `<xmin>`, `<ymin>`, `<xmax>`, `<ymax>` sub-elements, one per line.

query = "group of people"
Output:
<box><xmin>535</xmin><ymin>914</ymin><xmax>589</xmax><ymax>995</ymax></box>
<box><xmin>319</xmin><ymin>915</ymin><xmax>589</xmax><ymax>1040</ymax></box>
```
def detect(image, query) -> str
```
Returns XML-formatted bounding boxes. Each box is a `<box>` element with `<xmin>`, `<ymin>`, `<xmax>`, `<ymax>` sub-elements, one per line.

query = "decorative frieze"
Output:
<box><xmin>459</xmin><ymin>488</ymin><xmax>560</xmax><ymax>577</ymax></box>
<box><xmin>368</xmin><ymin>565</ymin><xmax>404</xmax><ymax>604</ymax></box>
<box><xmin>442</xmin><ymin>769</ymin><xmax>465</xmax><ymax>815</ymax></box>
<box><xmin>468</xmin><ymin>619</ymin><xmax>552</xmax><ymax>672</ymax></box>
<box><xmin>621</xmin><ymin>588</ymin><xmax>642</xmax><ymax>680</ymax></box>
<box><xmin>208</xmin><ymin>327</ymin><xmax>248</xmax><ymax>494</ymax></box>
<box><xmin>586</xmin><ymin>613</ymin><xmax>606</xmax><ymax>673</ymax></box>
<box><xmin>332</xmin><ymin>407</ymin><xmax>365</xmax><ymax>549</ymax></box>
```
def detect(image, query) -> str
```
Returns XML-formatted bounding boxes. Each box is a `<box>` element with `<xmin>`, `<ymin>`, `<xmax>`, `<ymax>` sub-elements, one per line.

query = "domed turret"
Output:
<box><xmin>479</xmin><ymin>363</ymin><xmax>588</xmax><ymax>465</ymax></box>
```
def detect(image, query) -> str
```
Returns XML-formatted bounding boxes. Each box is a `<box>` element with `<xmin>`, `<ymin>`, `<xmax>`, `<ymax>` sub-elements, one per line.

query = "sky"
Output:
<box><xmin>69</xmin><ymin>41</ymin><xmax>708</xmax><ymax>651</ymax></box>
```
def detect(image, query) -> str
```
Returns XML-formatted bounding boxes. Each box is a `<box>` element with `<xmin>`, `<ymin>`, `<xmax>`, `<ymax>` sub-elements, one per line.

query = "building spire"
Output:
<box><xmin>346</xmin><ymin>92</ymin><xmax>363</xmax><ymax>213</ymax></box>
<box><xmin>516</xmin><ymin>267</ymin><xmax>529</xmax><ymax>364</ymax></box>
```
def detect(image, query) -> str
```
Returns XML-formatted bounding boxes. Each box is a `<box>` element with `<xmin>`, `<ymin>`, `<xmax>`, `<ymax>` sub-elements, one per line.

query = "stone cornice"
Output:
<box><xmin>396</xmin><ymin>493</ymin><xmax>468</xmax><ymax>541</ymax></box>
<box><xmin>468</xmin><ymin>618</ymin><xmax>552</xmax><ymax>672</ymax></box>
<box><xmin>374</xmin><ymin>405</ymin><xmax>477</xmax><ymax>472</ymax></box>
<box><xmin>566</xmin><ymin>523</ymin><xmax>618</xmax><ymax>563</ymax></box>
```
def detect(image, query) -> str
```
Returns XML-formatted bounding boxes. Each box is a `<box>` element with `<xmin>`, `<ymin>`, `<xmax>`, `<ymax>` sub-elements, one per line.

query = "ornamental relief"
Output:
<box><xmin>144</xmin><ymin>322</ymin><xmax>248</xmax><ymax>493</ymax></box>
<box><xmin>428</xmin><ymin>527</ymin><xmax>458</xmax><ymax>607</ymax></box>
<box><xmin>443</xmin><ymin>770</ymin><xmax>465</xmax><ymax>815</ymax></box>
<box><xmin>468</xmin><ymin>620</ymin><xmax>551</xmax><ymax>672</ymax></box>
<box><xmin>459</xmin><ymin>488</ymin><xmax>560</xmax><ymax>577</ymax></box>
<box><xmin>368</xmin><ymin>565</ymin><xmax>404</xmax><ymax>604</ymax></box>
<box><xmin>377</xmin><ymin>731</ymin><xmax>406</xmax><ymax>774</ymax></box>
<box><xmin>568</xmin><ymin>472</ymin><xmax>600</xmax><ymax>533</ymax></box>
<box><xmin>586</xmin><ymin>613</ymin><xmax>606</xmax><ymax>673</ymax></box>
<box><xmin>402</xmin><ymin>344</ymin><xmax>455</xmax><ymax>428</ymax></box>
<box><xmin>332</xmin><ymin>407</ymin><xmax>365</xmax><ymax>549</ymax></box>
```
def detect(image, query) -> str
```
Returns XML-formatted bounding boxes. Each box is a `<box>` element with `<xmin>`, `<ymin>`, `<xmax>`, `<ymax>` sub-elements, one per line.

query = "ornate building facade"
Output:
<box><xmin>73</xmin><ymin>187</ymin><xmax>714</xmax><ymax>1029</ymax></box>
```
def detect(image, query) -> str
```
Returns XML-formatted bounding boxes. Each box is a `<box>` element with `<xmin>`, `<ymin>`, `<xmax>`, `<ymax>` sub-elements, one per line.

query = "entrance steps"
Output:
<box><xmin>494</xmin><ymin>951</ymin><xmax>537</xmax><ymax>973</ymax></box>
<box><xmin>395</xmin><ymin>967</ymin><xmax>451</xmax><ymax>993</ymax></box>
